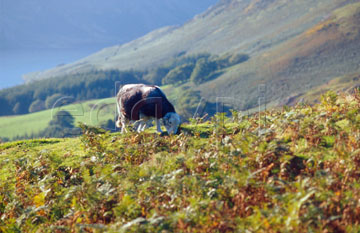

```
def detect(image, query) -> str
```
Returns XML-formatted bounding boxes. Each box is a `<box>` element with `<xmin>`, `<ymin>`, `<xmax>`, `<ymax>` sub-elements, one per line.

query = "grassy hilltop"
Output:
<box><xmin>1</xmin><ymin>91</ymin><xmax>360</xmax><ymax>232</ymax></box>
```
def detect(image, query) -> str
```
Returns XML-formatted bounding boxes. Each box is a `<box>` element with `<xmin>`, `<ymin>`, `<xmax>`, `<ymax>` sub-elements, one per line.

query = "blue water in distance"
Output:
<box><xmin>0</xmin><ymin>47</ymin><xmax>101</xmax><ymax>90</ymax></box>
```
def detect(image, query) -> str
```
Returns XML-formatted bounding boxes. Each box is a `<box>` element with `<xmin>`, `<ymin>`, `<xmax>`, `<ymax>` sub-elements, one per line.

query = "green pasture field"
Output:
<box><xmin>0</xmin><ymin>98</ymin><xmax>116</xmax><ymax>140</ymax></box>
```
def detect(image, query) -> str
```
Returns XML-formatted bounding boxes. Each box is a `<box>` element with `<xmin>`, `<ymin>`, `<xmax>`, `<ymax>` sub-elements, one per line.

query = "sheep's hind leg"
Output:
<box><xmin>120</xmin><ymin>117</ymin><xmax>128</xmax><ymax>133</ymax></box>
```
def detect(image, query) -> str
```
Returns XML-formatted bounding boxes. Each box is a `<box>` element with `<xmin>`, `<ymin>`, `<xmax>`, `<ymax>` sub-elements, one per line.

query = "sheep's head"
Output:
<box><xmin>163</xmin><ymin>112</ymin><xmax>180</xmax><ymax>134</ymax></box>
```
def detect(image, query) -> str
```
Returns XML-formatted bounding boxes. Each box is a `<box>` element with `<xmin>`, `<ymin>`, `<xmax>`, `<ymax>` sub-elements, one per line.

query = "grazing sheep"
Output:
<box><xmin>116</xmin><ymin>84</ymin><xmax>180</xmax><ymax>134</ymax></box>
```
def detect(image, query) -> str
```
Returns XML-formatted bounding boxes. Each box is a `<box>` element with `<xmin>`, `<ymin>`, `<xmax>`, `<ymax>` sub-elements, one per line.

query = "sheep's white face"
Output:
<box><xmin>163</xmin><ymin>113</ymin><xmax>180</xmax><ymax>134</ymax></box>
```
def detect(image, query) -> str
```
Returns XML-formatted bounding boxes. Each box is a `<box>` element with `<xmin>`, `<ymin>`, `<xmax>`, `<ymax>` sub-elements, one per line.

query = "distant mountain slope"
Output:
<box><xmin>197</xmin><ymin>2</ymin><xmax>360</xmax><ymax>109</ymax></box>
<box><xmin>23</xmin><ymin>0</ymin><xmax>355</xmax><ymax>82</ymax></box>
<box><xmin>22</xmin><ymin>0</ymin><xmax>360</xmax><ymax>114</ymax></box>
<box><xmin>197</xmin><ymin>1</ymin><xmax>360</xmax><ymax>109</ymax></box>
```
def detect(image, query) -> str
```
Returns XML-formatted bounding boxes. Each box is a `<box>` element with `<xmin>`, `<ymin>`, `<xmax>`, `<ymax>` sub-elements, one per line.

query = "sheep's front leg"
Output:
<box><xmin>156</xmin><ymin>118</ymin><xmax>163</xmax><ymax>133</ymax></box>
<box><xmin>141</xmin><ymin>118</ymin><xmax>154</xmax><ymax>132</ymax></box>
<box><xmin>139</xmin><ymin>120</ymin><xmax>148</xmax><ymax>132</ymax></box>
<box><xmin>133</xmin><ymin>120</ymin><xmax>140</xmax><ymax>131</ymax></box>
<box><xmin>135</xmin><ymin>120</ymin><xmax>145</xmax><ymax>133</ymax></box>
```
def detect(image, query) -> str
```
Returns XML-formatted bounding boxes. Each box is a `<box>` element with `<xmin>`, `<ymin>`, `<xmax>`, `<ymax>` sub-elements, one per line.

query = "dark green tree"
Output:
<box><xmin>143</xmin><ymin>67</ymin><xmax>170</xmax><ymax>84</ymax></box>
<box><xmin>190</xmin><ymin>58</ymin><xmax>217</xmax><ymax>85</ymax></box>
<box><xmin>49</xmin><ymin>110</ymin><xmax>75</xmax><ymax>128</ymax></box>
<box><xmin>45</xmin><ymin>93</ymin><xmax>63</xmax><ymax>109</ymax></box>
<box><xmin>29</xmin><ymin>100</ymin><xmax>45</xmax><ymax>113</ymax></box>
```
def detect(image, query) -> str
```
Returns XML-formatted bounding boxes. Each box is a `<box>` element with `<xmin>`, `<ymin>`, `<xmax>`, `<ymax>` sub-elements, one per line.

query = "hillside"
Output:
<box><xmin>19</xmin><ymin>0</ymin><xmax>360</xmax><ymax>115</ymax></box>
<box><xmin>23</xmin><ymin>0</ymin><xmax>355</xmax><ymax>81</ymax></box>
<box><xmin>284</xmin><ymin>71</ymin><xmax>360</xmax><ymax>105</ymax></box>
<box><xmin>197</xmin><ymin>1</ymin><xmax>360</xmax><ymax>109</ymax></box>
<box><xmin>1</xmin><ymin>91</ymin><xmax>360</xmax><ymax>232</ymax></box>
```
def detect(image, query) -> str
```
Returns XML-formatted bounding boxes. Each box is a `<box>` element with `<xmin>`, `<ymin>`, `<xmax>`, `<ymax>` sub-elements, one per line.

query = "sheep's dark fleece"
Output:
<box><xmin>116</xmin><ymin>84</ymin><xmax>181</xmax><ymax>134</ymax></box>
<box><xmin>118</xmin><ymin>84</ymin><xmax>175</xmax><ymax>121</ymax></box>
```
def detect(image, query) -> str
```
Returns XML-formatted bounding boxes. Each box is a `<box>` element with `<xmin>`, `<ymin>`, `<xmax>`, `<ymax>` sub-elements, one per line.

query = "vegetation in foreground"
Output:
<box><xmin>0</xmin><ymin>91</ymin><xmax>360</xmax><ymax>232</ymax></box>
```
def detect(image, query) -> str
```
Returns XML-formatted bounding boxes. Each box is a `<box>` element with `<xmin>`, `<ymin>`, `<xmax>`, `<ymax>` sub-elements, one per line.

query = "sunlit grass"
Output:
<box><xmin>0</xmin><ymin>97</ymin><xmax>116</xmax><ymax>139</ymax></box>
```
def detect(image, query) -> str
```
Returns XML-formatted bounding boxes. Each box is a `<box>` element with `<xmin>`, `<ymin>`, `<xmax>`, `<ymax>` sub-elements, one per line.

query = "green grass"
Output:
<box><xmin>0</xmin><ymin>97</ymin><xmax>116</xmax><ymax>140</ymax></box>
<box><xmin>1</xmin><ymin>91</ymin><xmax>360</xmax><ymax>232</ymax></box>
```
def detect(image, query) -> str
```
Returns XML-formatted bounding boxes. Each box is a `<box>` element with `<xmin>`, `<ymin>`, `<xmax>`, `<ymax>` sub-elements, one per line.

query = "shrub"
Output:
<box><xmin>49</xmin><ymin>110</ymin><xmax>75</xmax><ymax>128</ymax></box>
<box><xmin>45</xmin><ymin>93</ymin><xmax>63</xmax><ymax>109</ymax></box>
<box><xmin>190</xmin><ymin>58</ymin><xmax>218</xmax><ymax>85</ymax></box>
<box><xmin>28</xmin><ymin>100</ymin><xmax>45</xmax><ymax>113</ymax></box>
<box><xmin>162</xmin><ymin>63</ymin><xmax>195</xmax><ymax>86</ymax></box>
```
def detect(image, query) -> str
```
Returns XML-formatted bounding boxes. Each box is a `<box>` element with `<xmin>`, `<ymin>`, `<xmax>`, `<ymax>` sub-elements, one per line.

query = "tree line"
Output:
<box><xmin>0</xmin><ymin>52</ymin><xmax>249</xmax><ymax>117</ymax></box>
<box><xmin>0</xmin><ymin>70</ymin><xmax>144</xmax><ymax>116</ymax></box>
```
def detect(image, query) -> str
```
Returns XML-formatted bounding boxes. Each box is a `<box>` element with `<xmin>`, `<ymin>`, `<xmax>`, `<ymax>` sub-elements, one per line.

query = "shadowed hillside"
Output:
<box><xmin>197</xmin><ymin>1</ymin><xmax>360</xmax><ymax>110</ymax></box>
<box><xmin>23</xmin><ymin>0</ymin><xmax>355</xmax><ymax>81</ymax></box>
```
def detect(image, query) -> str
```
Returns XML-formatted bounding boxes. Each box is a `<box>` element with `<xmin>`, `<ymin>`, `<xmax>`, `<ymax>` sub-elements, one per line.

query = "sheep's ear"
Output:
<box><xmin>163</xmin><ymin>113</ymin><xmax>170</xmax><ymax>120</ymax></box>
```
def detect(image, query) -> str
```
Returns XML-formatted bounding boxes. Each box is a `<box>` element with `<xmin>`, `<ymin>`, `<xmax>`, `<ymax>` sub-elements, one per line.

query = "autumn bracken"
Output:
<box><xmin>0</xmin><ymin>91</ymin><xmax>360</xmax><ymax>232</ymax></box>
